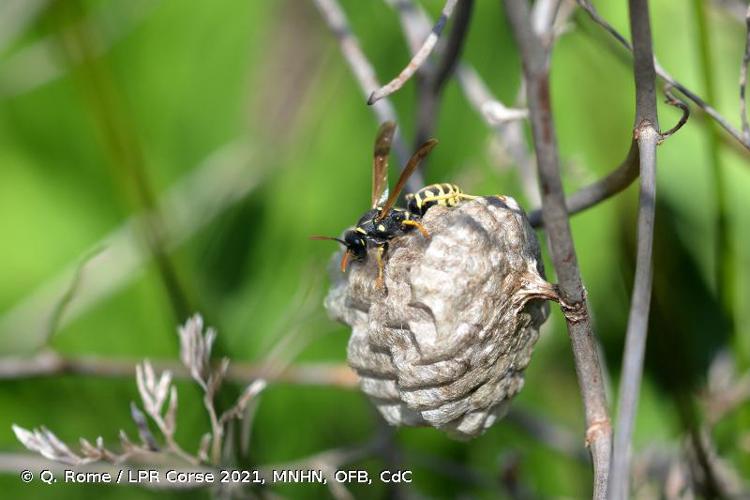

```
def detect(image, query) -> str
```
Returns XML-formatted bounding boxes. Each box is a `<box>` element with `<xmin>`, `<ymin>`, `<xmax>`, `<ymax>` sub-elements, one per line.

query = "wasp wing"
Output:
<box><xmin>377</xmin><ymin>139</ymin><xmax>438</xmax><ymax>220</ymax></box>
<box><xmin>372</xmin><ymin>121</ymin><xmax>396</xmax><ymax>208</ymax></box>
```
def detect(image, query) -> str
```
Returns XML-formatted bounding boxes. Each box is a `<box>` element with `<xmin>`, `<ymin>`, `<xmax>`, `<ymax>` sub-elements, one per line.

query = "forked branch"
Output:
<box><xmin>609</xmin><ymin>0</ymin><xmax>660</xmax><ymax>497</ymax></box>
<box><xmin>368</xmin><ymin>0</ymin><xmax>460</xmax><ymax>105</ymax></box>
<box><xmin>501</xmin><ymin>1</ymin><xmax>612</xmax><ymax>497</ymax></box>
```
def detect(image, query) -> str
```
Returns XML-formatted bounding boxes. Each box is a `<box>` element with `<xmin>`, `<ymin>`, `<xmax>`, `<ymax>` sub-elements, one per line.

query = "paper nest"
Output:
<box><xmin>325</xmin><ymin>196</ymin><xmax>555</xmax><ymax>439</ymax></box>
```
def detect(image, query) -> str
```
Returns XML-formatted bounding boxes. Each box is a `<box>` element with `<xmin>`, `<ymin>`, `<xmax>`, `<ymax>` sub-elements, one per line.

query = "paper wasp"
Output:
<box><xmin>313</xmin><ymin>122</ymin><xmax>478</xmax><ymax>287</ymax></box>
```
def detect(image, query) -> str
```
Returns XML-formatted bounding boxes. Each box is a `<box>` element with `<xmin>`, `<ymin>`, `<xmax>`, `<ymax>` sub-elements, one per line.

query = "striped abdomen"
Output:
<box><xmin>406</xmin><ymin>183</ymin><xmax>467</xmax><ymax>216</ymax></box>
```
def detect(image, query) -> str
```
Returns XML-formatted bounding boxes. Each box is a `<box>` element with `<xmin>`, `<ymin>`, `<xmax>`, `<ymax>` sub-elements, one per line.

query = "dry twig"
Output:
<box><xmin>501</xmin><ymin>1</ymin><xmax>612</xmax><ymax>497</ymax></box>
<box><xmin>740</xmin><ymin>5</ymin><xmax>750</xmax><ymax>142</ymax></box>
<box><xmin>527</xmin><ymin>86</ymin><xmax>687</xmax><ymax>228</ymax></box>
<box><xmin>368</xmin><ymin>0</ymin><xmax>459</xmax><ymax>105</ymax></box>
<box><xmin>385</xmin><ymin>0</ymin><xmax>535</xmax><ymax>203</ymax></box>
<box><xmin>413</xmin><ymin>0</ymin><xmax>474</xmax><ymax>148</ymax></box>
<box><xmin>312</xmin><ymin>0</ymin><xmax>420</xmax><ymax>188</ymax></box>
<box><xmin>577</xmin><ymin>0</ymin><xmax>750</xmax><ymax>151</ymax></box>
<box><xmin>13</xmin><ymin>315</ymin><xmax>267</xmax><ymax>472</ymax></box>
<box><xmin>0</xmin><ymin>349</ymin><xmax>358</xmax><ymax>387</ymax></box>
<box><xmin>609</xmin><ymin>0</ymin><xmax>660</xmax><ymax>498</ymax></box>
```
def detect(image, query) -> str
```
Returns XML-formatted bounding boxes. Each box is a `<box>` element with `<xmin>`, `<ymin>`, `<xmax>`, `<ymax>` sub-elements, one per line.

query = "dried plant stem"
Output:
<box><xmin>528</xmin><ymin>142</ymin><xmax>638</xmax><ymax>228</ymax></box>
<box><xmin>740</xmin><ymin>6</ymin><xmax>750</xmax><ymax>142</ymax></box>
<box><xmin>203</xmin><ymin>394</ymin><xmax>223</xmax><ymax>465</ymax></box>
<box><xmin>501</xmin><ymin>1</ymin><xmax>611</xmax><ymax>497</ymax></box>
<box><xmin>609</xmin><ymin>0</ymin><xmax>660</xmax><ymax>498</ymax></box>
<box><xmin>414</xmin><ymin>0</ymin><xmax>474</xmax><ymax>148</ymax></box>
<box><xmin>312</xmin><ymin>0</ymin><xmax>421</xmax><ymax>189</ymax></box>
<box><xmin>385</xmin><ymin>0</ymin><xmax>536</xmax><ymax>202</ymax></box>
<box><xmin>0</xmin><ymin>350</ymin><xmax>359</xmax><ymax>388</ymax></box>
<box><xmin>368</xmin><ymin>0</ymin><xmax>459</xmax><ymax>105</ymax></box>
<box><xmin>150</xmin><ymin>409</ymin><xmax>198</xmax><ymax>466</ymax></box>
<box><xmin>456</xmin><ymin>65</ymin><xmax>537</xmax><ymax>204</ymax></box>
<box><xmin>527</xmin><ymin>89</ymin><xmax>688</xmax><ymax>228</ymax></box>
<box><xmin>577</xmin><ymin>0</ymin><xmax>750</xmax><ymax>152</ymax></box>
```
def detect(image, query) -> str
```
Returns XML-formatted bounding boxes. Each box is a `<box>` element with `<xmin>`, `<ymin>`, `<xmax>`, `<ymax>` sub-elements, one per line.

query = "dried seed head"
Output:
<box><xmin>325</xmin><ymin>196</ymin><xmax>556</xmax><ymax>439</ymax></box>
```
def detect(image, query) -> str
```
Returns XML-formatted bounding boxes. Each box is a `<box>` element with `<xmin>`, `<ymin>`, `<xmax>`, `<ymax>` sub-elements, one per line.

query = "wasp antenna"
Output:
<box><xmin>310</xmin><ymin>235</ymin><xmax>347</xmax><ymax>245</ymax></box>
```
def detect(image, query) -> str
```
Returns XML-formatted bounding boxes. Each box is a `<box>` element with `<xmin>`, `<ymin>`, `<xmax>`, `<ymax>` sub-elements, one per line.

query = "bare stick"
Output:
<box><xmin>312</xmin><ymin>0</ymin><xmax>422</xmax><ymax>189</ymax></box>
<box><xmin>528</xmin><ymin>142</ymin><xmax>638</xmax><ymax>227</ymax></box>
<box><xmin>659</xmin><ymin>87</ymin><xmax>690</xmax><ymax>140</ymax></box>
<box><xmin>740</xmin><ymin>5</ymin><xmax>750</xmax><ymax>142</ymax></box>
<box><xmin>368</xmin><ymin>0</ymin><xmax>459</xmax><ymax>105</ymax></box>
<box><xmin>577</xmin><ymin>0</ymin><xmax>750</xmax><ymax>152</ymax></box>
<box><xmin>527</xmin><ymin>87</ymin><xmax>688</xmax><ymax>227</ymax></box>
<box><xmin>0</xmin><ymin>350</ymin><xmax>359</xmax><ymax>388</ymax></box>
<box><xmin>414</xmin><ymin>0</ymin><xmax>474</xmax><ymax>148</ymax></box>
<box><xmin>386</xmin><ymin>0</ymin><xmax>536</xmax><ymax>203</ymax></box>
<box><xmin>609</xmin><ymin>0</ymin><xmax>660</xmax><ymax>498</ymax></box>
<box><xmin>501</xmin><ymin>1</ymin><xmax>611</xmax><ymax>497</ymax></box>
<box><xmin>458</xmin><ymin>66</ymin><xmax>529</xmax><ymax>126</ymax></box>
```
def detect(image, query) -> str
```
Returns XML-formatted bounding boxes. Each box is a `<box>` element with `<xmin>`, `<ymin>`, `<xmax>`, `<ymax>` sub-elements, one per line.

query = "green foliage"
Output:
<box><xmin>1</xmin><ymin>0</ymin><xmax>749</xmax><ymax>497</ymax></box>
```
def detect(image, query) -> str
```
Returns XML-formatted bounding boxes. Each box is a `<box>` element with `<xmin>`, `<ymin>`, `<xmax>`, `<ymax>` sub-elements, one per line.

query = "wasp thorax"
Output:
<box><xmin>325</xmin><ymin>196</ymin><xmax>557</xmax><ymax>440</ymax></box>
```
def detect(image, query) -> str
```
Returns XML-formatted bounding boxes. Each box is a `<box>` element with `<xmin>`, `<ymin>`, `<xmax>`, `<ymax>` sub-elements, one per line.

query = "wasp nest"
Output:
<box><xmin>325</xmin><ymin>196</ymin><xmax>557</xmax><ymax>440</ymax></box>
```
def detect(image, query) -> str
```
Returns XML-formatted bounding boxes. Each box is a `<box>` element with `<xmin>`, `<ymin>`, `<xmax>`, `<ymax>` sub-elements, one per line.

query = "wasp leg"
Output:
<box><xmin>375</xmin><ymin>245</ymin><xmax>386</xmax><ymax>289</ymax></box>
<box><xmin>401</xmin><ymin>219</ymin><xmax>430</xmax><ymax>238</ymax></box>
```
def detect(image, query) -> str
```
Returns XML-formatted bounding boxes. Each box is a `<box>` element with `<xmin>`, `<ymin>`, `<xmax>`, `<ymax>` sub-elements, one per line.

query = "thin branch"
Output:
<box><xmin>527</xmin><ymin>87</ymin><xmax>688</xmax><ymax>228</ymax></box>
<box><xmin>659</xmin><ymin>87</ymin><xmax>690</xmax><ymax>140</ymax></box>
<box><xmin>531</xmin><ymin>0</ymin><xmax>563</xmax><ymax>39</ymax></box>
<box><xmin>528</xmin><ymin>142</ymin><xmax>638</xmax><ymax>228</ymax></box>
<box><xmin>431</xmin><ymin>0</ymin><xmax>474</xmax><ymax>96</ymax></box>
<box><xmin>386</xmin><ymin>0</ymin><xmax>536</xmax><ymax>204</ymax></box>
<box><xmin>312</xmin><ymin>0</ymin><xmax>421</xmax><ymax>189</ymax></box>
<box><xmin>501</xmin><ymin>1</ymin><xmax>612</xmax><ymax>498</ymax></box>
<box><xmin>740</xmin><ymin>5</ymin><xmax>750</xmax><ymax>142</ymax></box>
<box><xmin>459</xmin><ymin>69</ymin><xmax>529</xmax><ymax>127</ymax></box>
<box><xmin>456</xmin><ymin>65</ymin><xmax>537</xmax><ymax>204</ymax></box>
<box><xmin>609</xmin><ymin>0</ymin><xmax>660</xmax><ymax>498</ymax></box>
<box><xmin>414</xmin><ymin>0</ymin><xmax>474</xmax><ymax>148</ymax></box>
<box><xmin>577</xmin><ymin>0</ymin><xmax>750</xmax><ymax>152</ymax></box>
<box><xmin>44</xmin><ymin>246</ymin><xmax>106</xmax><ymax>345</ymax></box>
<box><xmin>0</xmin><ymin>350</ymin><xmax>359</xmax><ymax>388</ymax></box>
<box><xmin>368</xmin><ymin>0</ymin><xmax>459</xmax><ymax>105</ymax></box>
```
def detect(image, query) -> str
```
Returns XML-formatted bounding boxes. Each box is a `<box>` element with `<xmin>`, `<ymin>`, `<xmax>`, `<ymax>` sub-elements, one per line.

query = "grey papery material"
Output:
<box><xmin>326</xmin><ymin>197</ymin><xmax>556</xmax><ymax>439</ymax></box>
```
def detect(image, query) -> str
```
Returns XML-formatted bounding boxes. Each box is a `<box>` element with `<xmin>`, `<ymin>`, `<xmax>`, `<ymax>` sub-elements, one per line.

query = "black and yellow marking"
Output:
<box><xmin>313</xmin><ymin>122</ymin><xmax>441</xmax><ymax>290</ymax></box>
<box><xmin>406</xmin><ymin>183</ymin><xmax>478</xmax><ymax>216</ymax></box>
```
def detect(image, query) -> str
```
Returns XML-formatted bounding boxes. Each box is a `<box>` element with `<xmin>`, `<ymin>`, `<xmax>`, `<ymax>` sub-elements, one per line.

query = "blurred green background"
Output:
<box><xmin>0</xmin><ymin>0</ymin><xmax>749</xmax><ymax>498</ymax></box>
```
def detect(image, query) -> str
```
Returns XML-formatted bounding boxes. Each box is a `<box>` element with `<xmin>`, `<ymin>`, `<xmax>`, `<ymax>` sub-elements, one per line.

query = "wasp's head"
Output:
<box><xmin>310</xmin><ymin>230</ymin><xmax>367</xmax><ymax>273</ymax></box>
<box><xmin>340</xmin><ymin>229</ymin><xmax>367</xmax><ymax>271</ymax></box>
